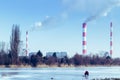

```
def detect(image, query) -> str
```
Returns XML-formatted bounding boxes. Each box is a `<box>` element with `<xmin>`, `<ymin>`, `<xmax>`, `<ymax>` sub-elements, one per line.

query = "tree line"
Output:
<box><xmin>0</xmin><ymin>25</ymin><xmax>120</xmax><ymax>67</ymax></box>
<box><xmin>1</xmin><ymin>49</ymin><xmax>120</xmax><ymax>67</ymax></box>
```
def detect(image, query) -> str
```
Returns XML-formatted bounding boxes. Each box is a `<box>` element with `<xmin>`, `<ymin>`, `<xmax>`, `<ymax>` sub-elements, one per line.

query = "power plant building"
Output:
<box><xmin>46</xmin><ymin>52</ymin><xmax>67</xmax><ymax>58</ymax></box>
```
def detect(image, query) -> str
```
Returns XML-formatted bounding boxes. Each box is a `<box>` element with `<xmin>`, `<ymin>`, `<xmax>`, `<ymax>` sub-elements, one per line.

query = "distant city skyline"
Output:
<box><xmin>0</xmin><ymin>0</ymin><xmax>120</xmax><ymax>58</ymax></box>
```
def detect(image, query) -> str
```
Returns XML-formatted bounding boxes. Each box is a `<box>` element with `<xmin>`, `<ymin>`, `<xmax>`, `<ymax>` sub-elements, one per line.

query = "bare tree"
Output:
<box><xmin>10</xmin><ymin>25</ymin><xmax>20</xmax><ymax>64</ymax></box>
<box><xmin>0</xmin><ymin>42</ymin><xmax>6</xmax><ymax>55</ymax></box>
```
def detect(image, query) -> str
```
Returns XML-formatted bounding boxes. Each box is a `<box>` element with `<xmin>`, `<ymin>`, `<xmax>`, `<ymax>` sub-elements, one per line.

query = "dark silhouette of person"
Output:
<box><xmin>84</xmin><ymin>71</ymin><xmax>89</xmax><ymax>77</ymax></box>
<box><xmin>51</xmin><ymin>77</ymin><xmax>53</xmax><ymax>80</ymax></box>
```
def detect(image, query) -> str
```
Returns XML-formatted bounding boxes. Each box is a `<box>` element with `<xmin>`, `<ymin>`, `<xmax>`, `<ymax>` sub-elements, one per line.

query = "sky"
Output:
<box><xmin>0</xmin><ymin>0</ymin><xmax>120</xmax><ymax>58</ymax></box>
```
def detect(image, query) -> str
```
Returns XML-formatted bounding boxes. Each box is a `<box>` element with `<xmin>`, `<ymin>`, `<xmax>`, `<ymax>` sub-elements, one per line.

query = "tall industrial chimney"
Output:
<box><xmin>110</xmin><ymin>22</ymin><xmax>113</xmax><ymax>56</ymax></box>
<box><xmin>82</xmin><ymin>23</ymin><xmax>87</xmax><ymax>54</ymax></box>
<box><xmin>26</xmin><ymin>31</ymin><xmax>28</xmax><ymax>56</ymax></box>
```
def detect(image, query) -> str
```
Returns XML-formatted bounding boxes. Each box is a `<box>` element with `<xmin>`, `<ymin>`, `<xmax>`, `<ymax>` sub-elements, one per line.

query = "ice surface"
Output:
<box><xmin>0</xmin><ymin>67</ymin><xmax>120</xmax><ymax>80</ymax></box>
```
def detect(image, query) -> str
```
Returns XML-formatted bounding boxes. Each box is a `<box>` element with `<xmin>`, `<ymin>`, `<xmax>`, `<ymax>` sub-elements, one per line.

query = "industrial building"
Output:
<box><xmin>46</xmin><ymin>52</ymin><xmax>67</xmax><ymax>58</ymax></box>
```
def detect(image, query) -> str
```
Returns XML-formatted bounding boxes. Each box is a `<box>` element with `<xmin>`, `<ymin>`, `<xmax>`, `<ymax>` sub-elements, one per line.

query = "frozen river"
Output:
<box><xmin>0</xmin><ymin>66</ymin><xmax>120</xmax><ymax>80</ymax></box>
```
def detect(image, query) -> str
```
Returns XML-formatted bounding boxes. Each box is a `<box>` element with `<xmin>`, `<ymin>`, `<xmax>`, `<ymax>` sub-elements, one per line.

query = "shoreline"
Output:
<box><xmin>0</xmin><ymin>64</ymin><xmax>120</xmax><ymax>68</ymax></box>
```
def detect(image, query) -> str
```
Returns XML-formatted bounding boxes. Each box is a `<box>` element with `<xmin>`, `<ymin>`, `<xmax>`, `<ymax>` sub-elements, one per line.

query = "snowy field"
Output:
<box><xmin>0</xmin><ymin>67</ymin><xmax>120</xmax><ymax>80</ymax></box>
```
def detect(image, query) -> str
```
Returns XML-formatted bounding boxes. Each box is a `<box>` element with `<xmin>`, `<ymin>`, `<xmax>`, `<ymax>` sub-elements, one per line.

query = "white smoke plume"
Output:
<box><xmin>34</xmin><ymin>22</ymin><xmax>42</xmax><ymax>28</ymax></box>
<box><xmin>30</xmin><ymin>14</ymin><xmax>68</xmax><ymax>31</ymax></box>
<box><xmin>30</xmin><ymin>0</ymin><xmax>120</xmax><ymax>31</ymax></box>
<box><xmin>30</xmin><ymin>16</ymin><xmax>57</xmax><ymax>31</ymax></box>
<box><xmin>62</xmin><ymin>0</ymin><xmax>120</xmax><ymax>22</ymax></box>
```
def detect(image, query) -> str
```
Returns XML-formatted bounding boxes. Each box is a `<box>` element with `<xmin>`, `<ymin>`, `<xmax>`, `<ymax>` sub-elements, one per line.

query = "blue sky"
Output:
<box><xmin>0</xmin><ymin>0</ymin><xmax>120</xmax><ymax>58</ymax></box>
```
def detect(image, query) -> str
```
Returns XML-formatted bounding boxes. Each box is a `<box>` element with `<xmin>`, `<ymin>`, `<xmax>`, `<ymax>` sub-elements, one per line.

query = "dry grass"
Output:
<box><xmin>0</xmin><ymin>64</ymin><xmax>120</xmax><ymax>68</ymax></box>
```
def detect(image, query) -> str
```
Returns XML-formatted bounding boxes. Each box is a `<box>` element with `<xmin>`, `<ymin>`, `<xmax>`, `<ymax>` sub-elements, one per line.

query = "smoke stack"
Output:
<box><xmin>82</xmin><ymin>23</ymin><xmax>87</xmax><ymax>54</ymax></box>
<box><xmin>110</xmin><ymin>22</ymin><xmax>113</xmax><ymax>56</ymax></box>
<box><xmin>26</xmin><ymin>31</ymin><xmax>28</xmax><ymax>56</ymax></box>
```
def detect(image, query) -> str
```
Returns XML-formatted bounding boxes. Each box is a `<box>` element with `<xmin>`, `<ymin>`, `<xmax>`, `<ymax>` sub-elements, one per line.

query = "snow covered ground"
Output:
<box><xmin>0</xmin><ymin>66</ymin><xmax>120</xmax><ymax>80</ymax></box>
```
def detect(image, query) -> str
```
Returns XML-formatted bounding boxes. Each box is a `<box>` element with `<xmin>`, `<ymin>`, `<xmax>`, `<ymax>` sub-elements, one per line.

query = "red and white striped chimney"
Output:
<box><xmin>82</xmin><ymin>23</ymin><xmax>87</xmax><ymax>54</ymax></box>
<box><xmin>110</xmin><ymin>22</ymin><xmax>113</xmax><ymax>56</ymax></box>
<box><xmin>26</xmin><ymin>31</ymin><xmax>28</xmax><ymax>56</ymax></box>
